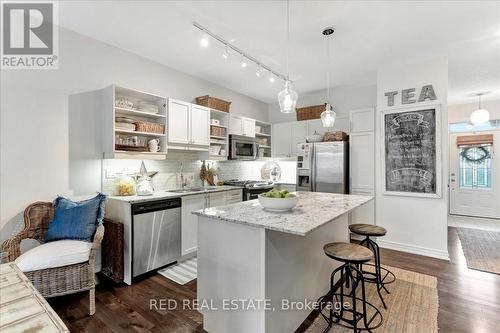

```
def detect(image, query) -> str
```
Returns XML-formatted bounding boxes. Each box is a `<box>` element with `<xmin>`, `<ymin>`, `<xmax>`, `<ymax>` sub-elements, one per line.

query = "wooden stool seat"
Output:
<box><xmin>323</xmin><ymin>242</ymin><xmax>373</xmax><ymax>263</ymax></box>
<box><xmin>349</xmin><ymin>224</ymin><xmax>387</xmax><ymax>237</ymax></box>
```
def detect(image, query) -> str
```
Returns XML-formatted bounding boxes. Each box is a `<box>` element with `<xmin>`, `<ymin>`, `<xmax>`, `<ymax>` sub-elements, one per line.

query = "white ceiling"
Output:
<box><xmin>58</xmin><ymin>1</ymin><xmax>500</xmax><ymax>104</ymax></box>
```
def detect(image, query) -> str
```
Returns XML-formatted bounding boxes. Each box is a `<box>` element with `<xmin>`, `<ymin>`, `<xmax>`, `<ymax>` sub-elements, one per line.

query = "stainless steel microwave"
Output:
<box><xmin>229</xmin><ymin>135</ymin><xmax>259</xmax><ymax>160</ymax></box>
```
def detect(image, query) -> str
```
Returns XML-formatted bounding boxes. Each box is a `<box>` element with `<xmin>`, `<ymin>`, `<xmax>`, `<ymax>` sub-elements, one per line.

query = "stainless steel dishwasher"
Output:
<box><xmin>131</xmin><ymin>198</ymin><xmax>181</xmax><ymax>279</ymax></box>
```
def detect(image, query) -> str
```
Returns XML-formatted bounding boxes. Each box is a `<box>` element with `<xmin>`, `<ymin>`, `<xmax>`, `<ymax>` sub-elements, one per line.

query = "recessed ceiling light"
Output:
<box><xmin>200</xmin><ymin>37</ymin><xmax>209</xmax><ymax>48</ymax></box>
<box><xmin>269</xmin><ymin>74</ymin><xmax>275</xmax><ymax>83</ymax></box>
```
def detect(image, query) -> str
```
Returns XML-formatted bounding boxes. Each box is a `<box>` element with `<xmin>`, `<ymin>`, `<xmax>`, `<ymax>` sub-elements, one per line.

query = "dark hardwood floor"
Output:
<box><xmin>50</xmin><ymin>227</ymin><xmax>500</xmax><ymax>332</ymax></box>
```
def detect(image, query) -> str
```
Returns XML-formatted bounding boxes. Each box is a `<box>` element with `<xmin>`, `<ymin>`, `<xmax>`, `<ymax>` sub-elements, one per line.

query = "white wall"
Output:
<box><xmin>268</xmin><ymin>84</ymin><xmax>376</xmax><ymax>123</ymax></box>
<box><xmin>448</xmin><ymin>99</ymin><xmax>500</xmax><ymax>123</ymax></box>
<box><xmin>375</xmin><ymin>57</ymin><xmax>449</xmax><ymax>260</ymax></box>
<box><xmin>0</xmin><ymin>27</ymin><xmax>268</xmax><ymax>237</ymax></box>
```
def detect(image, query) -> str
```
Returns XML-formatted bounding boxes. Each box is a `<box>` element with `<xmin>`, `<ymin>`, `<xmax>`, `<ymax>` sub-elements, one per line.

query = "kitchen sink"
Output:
<box><xmin>167</xmin><ymin>187</ymin><xmax>215</xmax><ymax>193</ymax></box>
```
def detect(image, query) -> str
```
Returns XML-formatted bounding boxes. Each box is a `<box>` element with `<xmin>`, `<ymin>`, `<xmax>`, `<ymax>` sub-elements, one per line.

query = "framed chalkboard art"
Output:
<box><xmin>381</xmin><ymin>104</ymin><xmax>442</xmax><ymax>198</ymax></box>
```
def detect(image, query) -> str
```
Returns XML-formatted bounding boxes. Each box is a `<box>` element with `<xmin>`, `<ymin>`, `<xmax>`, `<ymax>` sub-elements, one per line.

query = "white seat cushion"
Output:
<box><xmin>15</xmin><ymin>240</ymin><xmax>92</xmax><ymax>272</ymax></box>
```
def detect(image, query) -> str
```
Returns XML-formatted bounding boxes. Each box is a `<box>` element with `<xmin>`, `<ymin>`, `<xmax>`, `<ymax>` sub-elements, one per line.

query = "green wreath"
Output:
<box><xmin>460</xmin><ymin>146</ymin><xmax>490</xmax><ymax>163</ymax></box>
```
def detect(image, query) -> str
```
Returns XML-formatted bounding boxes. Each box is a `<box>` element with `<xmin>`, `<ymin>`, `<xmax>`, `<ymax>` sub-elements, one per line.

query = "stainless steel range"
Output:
<box><xmin>223</xmin><ymin>179</ymin><xmax>274</xmax><ymax>201</ymax></box>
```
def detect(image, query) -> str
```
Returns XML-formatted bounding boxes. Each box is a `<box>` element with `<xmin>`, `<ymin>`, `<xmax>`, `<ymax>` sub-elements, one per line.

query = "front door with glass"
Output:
<box><xmin>449</xmin><ymin>132</ymin><xmax>500</xmax><ymax>219</ymax></box>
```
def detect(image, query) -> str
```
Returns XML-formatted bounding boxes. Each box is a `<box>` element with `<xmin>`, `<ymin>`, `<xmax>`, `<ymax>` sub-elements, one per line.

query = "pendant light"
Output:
<box><xmin>321</xmin><ymin>27</ymin><xmax>337</xmax><ymax>128</ymax></box>
<box><xmin>278</xmin><ymin>0</ymin><xmax>298</xmax><ymax>113</ymax></box>
<box><xmin>470</xmin><ymin>93</ymin><xmax>490</xmax><ymax>125</ymax></box>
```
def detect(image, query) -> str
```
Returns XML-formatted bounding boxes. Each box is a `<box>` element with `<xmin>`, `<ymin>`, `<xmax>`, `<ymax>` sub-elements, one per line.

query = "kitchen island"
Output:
<box><xmin>193</xmin><ymin>192</ymin><xmax>373</xmax><ymax>333</ymax></box>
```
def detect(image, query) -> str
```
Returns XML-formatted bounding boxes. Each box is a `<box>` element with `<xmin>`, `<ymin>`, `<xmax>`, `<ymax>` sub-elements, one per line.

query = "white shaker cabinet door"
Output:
<box><xmin>272</xmin><ymin>122</ymin><xmax>292</xmax><ymax>157</ymax></box>
<box><xmin>190</xmin><ymin>104</ymin><xmax>210</xmax><ymax>146</ymax></box>
<box><xmin>242</xmin><ymin>118</ymin><xmax>256</xmax><ymax>138</ymax></box>
<box><xmin>290</xmin><ymin>121</ymin><xmax>308</xmax><ymax>157</ymax></box>
<box><xmin>350</xmin><ymin>108</ymin><xmax>374</xmax><ymax>133</ymax></box>
<box><xmin>168</xmin><ymin>99</ymin><xmax>190</xmax><ymax>144</ymax></box>
<box><xmin>181</xmin><ymin>194</ymin><xmax>205</xmax><ymax>256</ymax></box>
<box><xmin>229</xmin><ymin>116</ymin><xmax>243</xmax><ymax>136</ymax></box>
<box><xmin>350</xmin><ymin>132</ymin><xmax>375</xmax><ymax>189</ymax></box>
<box><xmin>209</xmin><ymin>192</ymin><xmax>226</xmax><ymax>207</ymax></box>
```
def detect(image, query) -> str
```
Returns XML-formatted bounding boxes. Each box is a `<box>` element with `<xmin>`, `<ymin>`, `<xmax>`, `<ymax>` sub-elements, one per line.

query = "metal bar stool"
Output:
<box><xmin>317</xmin><ymin>242</ymin><xmax>383</xmax><ymax>333</ymax></box>
<box><xmin>349</xmin><ymin>224</ymin><xmax>396</xmax><ymax>309</ymax></box>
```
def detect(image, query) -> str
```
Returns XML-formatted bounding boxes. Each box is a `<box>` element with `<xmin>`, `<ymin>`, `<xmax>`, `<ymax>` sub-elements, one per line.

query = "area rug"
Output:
<box><xmin>456</xmin><ymin>227</ymin><xmax>500</xmax><ymax>275</ymax></box>
<box><xmin>306</xmin><ymin>266</ymin><xmax>439</xmax><ymax>333</ymax></box>
<box><xmin>158</xmin><ymin>257</ymin><xmax>197</xmax><ymax>285</ymax></box>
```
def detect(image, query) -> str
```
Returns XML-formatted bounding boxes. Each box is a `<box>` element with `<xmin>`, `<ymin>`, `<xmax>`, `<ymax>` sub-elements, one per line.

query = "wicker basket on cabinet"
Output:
<box><xmin>196</xmin><ymin>95</ymin><xmax>231</xmax><ymax>113</ymax></box>
<box><xmin>296</xmin><ymin>104</ymin><xmax>327</xmax><ymax>121</ymax></box>
<box><xmin>324</xmin><ymin>131</ymin><xmax>349</xmax><ymax>142</ymax></box>
<box><xmin>134</xmin><ymin>121</ymin><xmax>165</xmax><ymax>134</ymax></box>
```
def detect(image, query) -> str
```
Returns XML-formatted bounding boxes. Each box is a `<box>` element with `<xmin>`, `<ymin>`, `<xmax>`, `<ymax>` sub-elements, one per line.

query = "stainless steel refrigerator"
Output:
<box><xmin>296</xmin><ymin>142</ymin><xmax>349</xmax><ymax>194</ymax></box>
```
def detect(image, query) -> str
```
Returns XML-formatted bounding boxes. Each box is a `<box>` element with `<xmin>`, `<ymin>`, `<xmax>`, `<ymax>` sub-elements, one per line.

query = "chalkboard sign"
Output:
<box><xmin>382</xmin><ymin>105</ymin><xmax>442</xmax><ymax>198</ymax></box>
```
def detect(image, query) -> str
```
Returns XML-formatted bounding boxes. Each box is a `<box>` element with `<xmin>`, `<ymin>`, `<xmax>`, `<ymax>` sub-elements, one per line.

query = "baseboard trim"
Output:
<box><xmin>377</xmin><ymin>239</ymin><xmax>450</xmax><ymax>261</ymax></box>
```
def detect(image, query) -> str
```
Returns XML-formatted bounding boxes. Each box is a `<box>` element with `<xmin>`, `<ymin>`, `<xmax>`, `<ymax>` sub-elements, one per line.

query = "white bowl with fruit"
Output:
<box><xmin>258</xmin><ymin>190</ymin><xmax>299</xmax><ymax>212</ymax></box>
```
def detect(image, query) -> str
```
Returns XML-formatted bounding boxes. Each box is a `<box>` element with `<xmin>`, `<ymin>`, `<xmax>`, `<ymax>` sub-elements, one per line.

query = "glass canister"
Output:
<box><xmin>115</xmin><ymin>174</ymin><xmax>136</xmax><ymax>196</ymax></box>
<box><xmin>136</xmin><ymin>175</ymin><xmax>154</xmax><ymax>196</ymax></box>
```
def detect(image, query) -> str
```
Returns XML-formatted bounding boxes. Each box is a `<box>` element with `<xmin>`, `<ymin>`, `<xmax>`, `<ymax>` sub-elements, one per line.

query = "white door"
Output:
<box><xmin>242</xmin><ymin>118</ymin><xmax>256</xmax><ymax>138</ymax></box>
<box><xmin>290</xmin><ymin>121</ymin><xmax>308</xmax><ymax>157</ymax></box>
<box><xmin>181</xmin><ymin>194</ymin><xmax>205</xmax><ymax>256</ymax></box>
<box><xmin>190</xmin><ymin>104</ymin><xmax>210</xmax><ymax>146</ymax></box>
<box><xmin>168</xmin><ymin>99</ymin><xmax>190</xmax><ymax>144</ymax></box>
<box><xmin>450</xmin><ymin>131</ymin><xmax>500</xmax><ymax>219</ymax></box>
<box><xmin>272</xmin><ymin>122</ymin><xmax>292</xmax><ymax>157</ymax></box>
<box><xmin>229</xmin><ymin>116</ymin><xmax>243</xmax><ymax>135</ymax></box>
<box><xmin>209</xmin><ymin>192</ymin><xmax>226</xmax><ymax>207</ymax></box>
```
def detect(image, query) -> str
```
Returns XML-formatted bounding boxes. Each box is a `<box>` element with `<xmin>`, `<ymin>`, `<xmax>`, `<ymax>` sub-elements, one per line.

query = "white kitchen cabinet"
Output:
<box><xmin>272</xmin><ymin>122</ymin><xmax>292</xmax><ymax>157</ymax></box>
<box><xmin>168</xmin><ymin>98</ymin><xmax>209</xmax><ymax>149</ymax></box>
<box><xmin>209</xmin><ymin>192</ymin><xmax>226</xmax><ymax>207</ymax></box>
<box><xmin>290</xmin><ymin>121</ymin><xmax>308</xmax><ymax>156</ymax></box>
<box><xmin>225</xmin><ymin>189</ymin><xmax>243</xmax><ymax>204</ymax></box>
<box><xmin>349</xmin><ymin>108</ymin><xmax>374</xmax><ymax>133</ymax></box>
<box><xmin>168</xmin><ymin>99</ymin><xmax>190</xmax><ymax>144</ymax></box>
<box><xmin>242</xmin><ymin>118</ymin><xmax>256</xmax><ymax>137</ymax></box>
<box><xmin>190</xmin><ymin>104</ymin><xmax>210</xmax><ymax>145</ymax></box>
<box><xmin>350</xmin><ymin>132</ymin><xmax>375</xmax><ymax>189</ymax></box>
<box><xmin>181</xmin><ymin>194</ymin><xmax>205</xmax><ymax>256</ymax></box>
<box><xmin>181</xmin><ymin>190</ymin><xmax>242</xmax><ymax>257</ymax></box>
<box><xmin>229</xmin><ymin>116</ymin><xmax>243</xmax><ymax>136</ymax></box>
<box><xmin>229</xmin><ymin>115</ymin><xmax>255</xmax><ymax>138</ymax></box>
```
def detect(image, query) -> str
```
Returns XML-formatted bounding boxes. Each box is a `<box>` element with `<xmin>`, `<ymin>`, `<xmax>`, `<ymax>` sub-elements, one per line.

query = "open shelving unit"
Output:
<box><xmin>209</xmin><ymin>109</ymin><xmax>230</xmax><ymax>160</ymax></box>
<box><xmin>106</xmin><ymin>85</ymin><xmax>168</xmax><ymax>160</ymax></box>
<box><xmin>255</xmin><ymin>120</ymin><xmax>272</xmax><ymax>158</ymax></box>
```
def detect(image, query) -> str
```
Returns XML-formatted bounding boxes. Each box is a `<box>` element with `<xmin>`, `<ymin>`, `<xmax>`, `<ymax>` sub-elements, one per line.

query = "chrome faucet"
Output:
<box><xmin>180</xmin><ymin>162</ymin><xmax>188</xmax><ymax>189</ymax></box>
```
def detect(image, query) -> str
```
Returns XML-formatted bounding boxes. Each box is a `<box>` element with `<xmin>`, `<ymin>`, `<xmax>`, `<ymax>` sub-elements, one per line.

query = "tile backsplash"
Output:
<box><xmin>102</xmin><ymin>151</ymin><xmax>297</xmax><ymax>195</ymax></box>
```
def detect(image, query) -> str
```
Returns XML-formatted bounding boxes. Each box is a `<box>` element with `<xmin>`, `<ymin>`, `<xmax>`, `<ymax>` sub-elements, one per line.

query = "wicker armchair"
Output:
<box><xmin>2</xmin><ymin>201</ymin><xmax>104</xmax><ymax>315</ymax></box>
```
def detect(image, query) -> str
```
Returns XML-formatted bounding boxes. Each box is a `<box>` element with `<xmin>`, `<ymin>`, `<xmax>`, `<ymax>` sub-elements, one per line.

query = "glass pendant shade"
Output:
<box><xmin>470</xmin><ymin>108</ymin><xmax>490</xmax><ymax>125</ymax></box>
<box><xmin>321</xmin><ymin>104</ymin><xmax>336</xmax><ymax>128</ymax></box>
<box><xmin>278</xmin><ymin>81</ymin><xmax>298</xmax><ymax>113</ymax></box>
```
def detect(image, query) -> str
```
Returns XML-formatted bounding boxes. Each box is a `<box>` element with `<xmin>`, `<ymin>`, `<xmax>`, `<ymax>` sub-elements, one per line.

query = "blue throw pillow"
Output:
<box><xmin>45</xmin><ymin>193</ymin><xmax>107</xmax><ymax>242</ymax></box>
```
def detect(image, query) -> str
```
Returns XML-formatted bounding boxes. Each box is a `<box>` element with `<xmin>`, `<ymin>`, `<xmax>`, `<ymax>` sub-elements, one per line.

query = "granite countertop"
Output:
<box><xmin>108</xmin><ymin>186</ymin><xmax>242</xmax><ymax>203</ymax></box>
<box><xmin>193</xmin><ymin>192</ymin><xmax>373</xmax><ymax>236</ymax></box>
